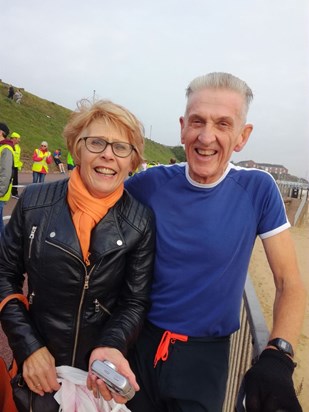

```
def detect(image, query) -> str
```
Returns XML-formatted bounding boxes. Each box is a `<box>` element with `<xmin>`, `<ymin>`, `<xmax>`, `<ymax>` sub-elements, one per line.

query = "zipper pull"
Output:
<box><xmin>29</xmin><ymin>226</ymin><xmax>37</xmax><ymax>239</ymax></box>
<box><xmin>94</xmin><ymin>299</ymin><xmax>100</xmax><ymax>312</ymax></box>
<box><xmin>84</xmin><ymin>275</ymin><xmax>90</xmax><ymax>290</ymax></box>
<box><xmin>29</xmin><ymin>292</ymin><xmax>35</xmax><ymax>304</ymax></box>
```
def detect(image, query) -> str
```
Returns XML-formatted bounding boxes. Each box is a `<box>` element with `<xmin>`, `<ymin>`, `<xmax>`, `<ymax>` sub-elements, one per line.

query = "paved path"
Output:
<box><xmin>1</xmin><ymin>172</ymin><xmax>67</xmax><ymax>366</ymax></box>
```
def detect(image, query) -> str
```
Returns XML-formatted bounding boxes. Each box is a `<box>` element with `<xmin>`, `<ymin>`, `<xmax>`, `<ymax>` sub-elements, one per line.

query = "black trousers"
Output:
<box><xmin>12</xmin><ymin>167</ymin><xmax>18</xmax><ymax>195</ymax></box>
<box><xmin>127</xmin><ymin>321</ymin><xmax>230</xmax><ymax>412</ymax></box>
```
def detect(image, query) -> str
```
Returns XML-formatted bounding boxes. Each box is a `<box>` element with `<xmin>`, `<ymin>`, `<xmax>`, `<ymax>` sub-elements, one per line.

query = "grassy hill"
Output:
<box><xmin>0</xmin><ymin>80</ymin><xmax>185</xmax><ymax>170</ymax></box>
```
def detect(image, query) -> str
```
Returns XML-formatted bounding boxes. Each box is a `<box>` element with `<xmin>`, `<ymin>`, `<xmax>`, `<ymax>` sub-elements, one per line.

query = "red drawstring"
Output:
<box><xmin>154</xmin><ymin>330</ymin><xmax>188</xmax><ymax>367</ymax></box>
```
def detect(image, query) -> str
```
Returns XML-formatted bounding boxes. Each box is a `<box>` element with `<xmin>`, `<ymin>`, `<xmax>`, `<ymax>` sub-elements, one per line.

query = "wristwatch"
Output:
<box><xmin>268</xmin><ymin>338</ymin><xmax>294</xmax><ymax>357</ymax></box>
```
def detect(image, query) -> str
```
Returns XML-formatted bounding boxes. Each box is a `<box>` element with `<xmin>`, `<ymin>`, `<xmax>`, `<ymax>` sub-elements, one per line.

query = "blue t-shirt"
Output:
<box><xmin>125</xmin><ymin>163</ymin><xmax>289</xmax><ymax>337</ymax></box>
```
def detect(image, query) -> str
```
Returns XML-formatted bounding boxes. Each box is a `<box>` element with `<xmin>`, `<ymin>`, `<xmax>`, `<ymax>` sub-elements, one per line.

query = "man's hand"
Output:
<box><xmin>244</xmin><ymin>349</ymin><xmax>302</xmax><ymax>412</ymax></box>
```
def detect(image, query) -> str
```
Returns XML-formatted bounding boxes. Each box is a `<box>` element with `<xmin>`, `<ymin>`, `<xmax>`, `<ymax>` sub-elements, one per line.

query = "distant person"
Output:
<box><xmin>125</xmin><ymin>72</ymin><xmax>306</xmax><ymax>412</ymax></box>
<box><xmin>53</xmin><ymin>149</ymin><xmax>66</xmax><ymax>173</ymax></box>
<box><xmin>32</xmin><ymin>141</ymin><xmax>53</xmax><ymax>183</ymax></box>
<box><xmin>0</xmin><ymin>123</ymin><xmax>14</xmax><ymax>235</ymax></box>
<box><xmin>13</xmin><ymin>89</ymin><xmax>23</xmax><ymax>104</ymax></box>
<box><xmin>67</xmin><ymin>151</ymin><xmax>76</xmax><ymax>175</ymax></box>
<box><xmin>146</xmin><ymin>161</ymin><xmax>157</xmax><ymax>168</ymax></box>
<box><xmin>11</xmin><ymin>131</ymin><xmax>23</xmax><ymax>198</ymax></box>
<box><xmin>7</xmin><ymin>85</ymin><xmax>14</xmax><ymax>99</ymax></box>
<box><xmin>169</xmin><ymin>158</ymin><xmax>176</xmax><ymax>164</ymax></box>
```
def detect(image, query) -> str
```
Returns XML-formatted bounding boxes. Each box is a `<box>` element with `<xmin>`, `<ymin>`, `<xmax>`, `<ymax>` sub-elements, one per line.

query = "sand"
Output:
<box><xmin>249</xmin><ymin>215</ymin><xmax>309</xmax><ymax>410</ymax></box>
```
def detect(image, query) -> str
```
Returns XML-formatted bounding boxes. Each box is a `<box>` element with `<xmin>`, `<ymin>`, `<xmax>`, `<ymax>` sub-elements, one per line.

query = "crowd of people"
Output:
<box><xmin>0</xmin><ymin>72</ymin><xmax>307</xmax><ymax>412</ymax></box>
<box><xmin>0</xmin><ymin>123</ymin><xmax>76</xmax><ymax>233</ymax></box>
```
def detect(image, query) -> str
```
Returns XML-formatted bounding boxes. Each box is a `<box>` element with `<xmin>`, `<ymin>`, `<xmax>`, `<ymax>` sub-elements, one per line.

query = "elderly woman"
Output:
<box><xmin>32</xmin><ymin>140</ymin><xmax>53</xmax><ymax>183</ymax></box>
<box><xmin>0</xmin><ymin>100</ymin><xmax>155</xmax><ymax>410</ymax></box>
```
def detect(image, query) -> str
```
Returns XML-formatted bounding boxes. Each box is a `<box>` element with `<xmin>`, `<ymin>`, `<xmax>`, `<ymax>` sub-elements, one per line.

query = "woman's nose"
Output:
<box><xmin>101</xmin><ymin>143</ymin><xmax>115</xmax><ymax>158</ymax></box>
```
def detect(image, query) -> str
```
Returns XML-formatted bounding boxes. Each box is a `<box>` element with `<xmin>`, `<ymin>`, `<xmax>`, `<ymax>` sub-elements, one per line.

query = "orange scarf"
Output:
<box><xmin>67</xmin><ymin>167</ymin><xmax>124</xmax><ymax>265</ymax></box>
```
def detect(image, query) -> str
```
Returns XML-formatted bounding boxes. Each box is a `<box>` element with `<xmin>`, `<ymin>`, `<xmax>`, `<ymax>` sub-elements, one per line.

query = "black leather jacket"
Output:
<box><xmin>0</xmin><ymin>179</ymin><xmax>155</xmax><ymax>370</ymax></box>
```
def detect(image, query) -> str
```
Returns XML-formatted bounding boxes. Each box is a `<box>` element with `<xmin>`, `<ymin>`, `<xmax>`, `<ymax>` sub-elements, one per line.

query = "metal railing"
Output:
<box><xmin>223</xmin><ymin>276</ymin><xmax>269</xmax><ymax>412</ymax></box>
<box><xmin>294</xmin><ymin>196</ymin><xmax>308</xmax><ymax>226</ymax></box>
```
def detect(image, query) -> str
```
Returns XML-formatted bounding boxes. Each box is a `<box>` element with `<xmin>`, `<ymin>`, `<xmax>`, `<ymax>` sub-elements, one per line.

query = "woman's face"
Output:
<box><xmin>79</xmin><ymin>119</ymin><xmax>133</xmax><ymax>198</ymax></box>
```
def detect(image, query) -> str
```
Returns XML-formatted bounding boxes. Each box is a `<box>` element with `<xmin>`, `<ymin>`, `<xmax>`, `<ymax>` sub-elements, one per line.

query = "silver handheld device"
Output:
<box><xmin>91</xmin><ymin>360</ymin><xmax>135</xmax><ymax>400</ymax></box>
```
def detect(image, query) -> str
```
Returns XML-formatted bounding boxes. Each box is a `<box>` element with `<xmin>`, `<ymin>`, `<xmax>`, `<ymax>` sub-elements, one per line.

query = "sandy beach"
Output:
<box><xmin>249</xmin><ymin>213</ymin><xmax>309</xmax><ymax>410</ymax></box>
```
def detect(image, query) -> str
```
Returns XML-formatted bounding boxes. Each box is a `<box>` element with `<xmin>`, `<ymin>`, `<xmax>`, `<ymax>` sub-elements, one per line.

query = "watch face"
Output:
<box><xmin>279</xmin><ymin>340</ymin><xmax>290</xmax><ymax>351</ymax></box>
<box><xmin>269</xmin><ymin>338</ymin><xmax>294</xmax><ymax>356</ymax></box>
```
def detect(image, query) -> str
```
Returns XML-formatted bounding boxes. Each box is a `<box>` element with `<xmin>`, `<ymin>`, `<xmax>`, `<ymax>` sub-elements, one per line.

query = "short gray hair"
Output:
<box><xmin>186</xmin><ymin>72</ymin><xmax>253</xmax><ymax>117</ymax></box>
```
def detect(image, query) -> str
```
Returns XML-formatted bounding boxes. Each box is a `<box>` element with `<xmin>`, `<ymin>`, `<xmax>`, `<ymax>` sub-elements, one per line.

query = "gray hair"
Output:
<box><xmin>186</xmin><ymin>72</ymin><xmax>253</xmax><ymax>117</ymax></box>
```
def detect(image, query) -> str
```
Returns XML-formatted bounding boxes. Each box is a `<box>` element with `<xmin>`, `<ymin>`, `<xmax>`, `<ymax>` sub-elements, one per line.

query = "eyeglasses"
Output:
<box><xmin>41</xmin><ymin>145</ymin><xmax>47</xmax><ymax>147</ymax></box>
<box><xmin>81</xmin><ymin>137</ymin><xmax>135</xmax><ymax>158</ymax></box>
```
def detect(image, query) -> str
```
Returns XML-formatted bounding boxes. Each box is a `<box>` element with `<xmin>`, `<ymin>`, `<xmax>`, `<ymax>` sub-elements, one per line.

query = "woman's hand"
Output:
<box><xmin>87</xmin><ymin>347</ymin><xmax>139</xmax><ymax>404</ymax></box>
<box><xmin>22</xmin><ymin>346</ymin><xmax>61</xmax><ymax>396</ymax></box>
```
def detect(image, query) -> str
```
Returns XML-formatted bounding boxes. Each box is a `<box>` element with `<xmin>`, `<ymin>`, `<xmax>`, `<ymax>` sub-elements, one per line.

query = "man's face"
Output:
<box><xmin>180</xmin><ymin>88</ymin><xmax>253</xmax><ymax>184</ymax></box>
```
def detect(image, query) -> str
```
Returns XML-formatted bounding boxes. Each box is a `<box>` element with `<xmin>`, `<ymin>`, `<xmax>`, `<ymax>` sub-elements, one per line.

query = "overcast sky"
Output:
<box><xmin>1</xmin><ymin>0</ymin><xmax>308</xmax><ymax>178</ymax></box>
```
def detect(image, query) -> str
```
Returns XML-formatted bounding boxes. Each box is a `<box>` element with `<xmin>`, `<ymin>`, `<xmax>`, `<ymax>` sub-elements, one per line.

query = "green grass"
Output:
<box><xmin>0</xmin><ymin>81</ymin><xmax>185</xmax><ymax>170</ymax></box>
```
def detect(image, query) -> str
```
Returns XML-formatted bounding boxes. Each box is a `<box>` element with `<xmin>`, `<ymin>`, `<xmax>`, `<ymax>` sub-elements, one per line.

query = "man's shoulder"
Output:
<box><xmin>226</xmin><ymin>165</ymin><xmax>279</xmax><ymax>204</ymax></box>
<box><xmin>228</xmin><ymin>164</ymin><xmax>275</xmax><ymax>185</ymax></box>
<box><xmin>128</xmin><ymin>163</ymin><xmax>185</xmax><ymax>184</ymax></box>
<box><xmin>0</xmin><ymin>143</ymin><xmax>15</xmax><ymax>152</ymax></box>
<box><xmin>126</xmin><ymin>163</ymin><xmax>185</xmax><ymax>196</ymax></box>
<box><xmin>0</xmin><ymin>144</ymin><xmax>15</xmax><ymax>162</ymax></box>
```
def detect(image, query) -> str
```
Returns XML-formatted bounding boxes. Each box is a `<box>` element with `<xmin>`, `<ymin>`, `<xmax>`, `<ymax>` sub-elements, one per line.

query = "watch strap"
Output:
<box><xmin>267</xmin><ymin>338</ymin><xmax>294</xmax><ymax>357</ymax></box>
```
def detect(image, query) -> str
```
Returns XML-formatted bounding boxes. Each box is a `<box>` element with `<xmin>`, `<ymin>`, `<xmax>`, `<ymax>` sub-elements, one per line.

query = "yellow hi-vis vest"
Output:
<box><xmin>0</xmin><ymin>144</ymin><xmax>14</xmax><ymax>201</ymax></box>
<box><xmin>32</xmin><ymin>149</ymin><xmax>51</xmax><ymax>173</ymax></box>
<box><xmin>13</xmin><ymin>143</ymin><xmax>23</xmax><ymax>170</ymax></box>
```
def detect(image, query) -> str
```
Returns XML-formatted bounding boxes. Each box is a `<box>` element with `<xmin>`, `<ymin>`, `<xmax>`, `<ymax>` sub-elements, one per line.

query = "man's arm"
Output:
<box><xmin>262</xmin><ymin>229</ymin><xmax>306</xmax><ymax>348</ymax></box>
<box><xmin>0</xmin><ymin>149</ymin><xmax>13</xmax><ymax>196</ymax></box>
<box><xmin>244</xmin><ymin>229</ymin><xmax>306</xmax><ymax>411</ymax></box>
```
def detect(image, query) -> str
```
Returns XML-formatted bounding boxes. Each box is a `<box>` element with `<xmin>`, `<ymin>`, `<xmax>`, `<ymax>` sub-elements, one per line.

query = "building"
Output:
<box><xmin>235</xmin><ymin>160</ymin><xmax>288</xmax><ymax>176</ymax></box>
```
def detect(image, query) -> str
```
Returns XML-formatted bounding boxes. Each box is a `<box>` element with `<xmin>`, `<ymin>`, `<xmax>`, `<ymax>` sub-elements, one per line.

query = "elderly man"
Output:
<box><xmin>125</xmin><ymin>72</ymin><xmax>306</xmax><ymax>412</ymax></box>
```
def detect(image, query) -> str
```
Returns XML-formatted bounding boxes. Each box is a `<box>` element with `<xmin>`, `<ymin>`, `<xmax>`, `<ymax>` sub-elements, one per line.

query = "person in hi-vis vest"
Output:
<box><xmin>32</xmin><ymin>141</ymin><xmax>53</xmax><ymax>183</ymax></box>
<box><xmin>0</xmin><ymin>123</ymin><xmax>14</xmax><ymax>235</ymax></box>
<box><xmin>11</xmin><ymin>131</ymin><xmax>23</xmax><ymax>198</ymax></box>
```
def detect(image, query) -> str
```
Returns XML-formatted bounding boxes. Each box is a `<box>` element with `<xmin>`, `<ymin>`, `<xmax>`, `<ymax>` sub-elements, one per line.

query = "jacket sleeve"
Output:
<box><xmin>45</xmin><ymin>152</ymin><xmax>53</xmax><ymax>164</ymax></box>
<box><xmin>0</xmin><ymin>148</ymin><xmax>13</xmax><ymax>196</ymax></box>
<box><xmin>0</xmin><ymin>195</ymin><xmax>45</xmax><ymax>366</ymax></box>
<box><xmin>96</xmin><ymin>207</ymin><xmax>156</xmax><ymax>355</ymax></box>
<box><xmin>32</xmin><ymin>149</ymin><xmax>42</xmax><ymax>162</ymax></box>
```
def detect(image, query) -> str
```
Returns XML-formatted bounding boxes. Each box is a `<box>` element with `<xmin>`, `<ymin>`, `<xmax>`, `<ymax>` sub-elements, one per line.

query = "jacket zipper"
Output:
<box><xmin>94</xmin><ymin>298</ymin><xmax>111</xmax><ymax>316</ymax></box>
<box><xmin>71</xmin><ymin>265</ymin><xmax>96</xmax><ymax>365</ymax></box>
<box><xmin>29</xmin><ymin>291</ymin><xmax>35</xmax><ymax>304</ymax></box>
<box><xmin>45</xmin><ymin>240</ymin><xmax>96</xmax><ymax>366</ymax></box>
<box><xmin>28</xmin><ymin>226</ymin><xmax>38</xmax><ymax>259</ymax></box>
